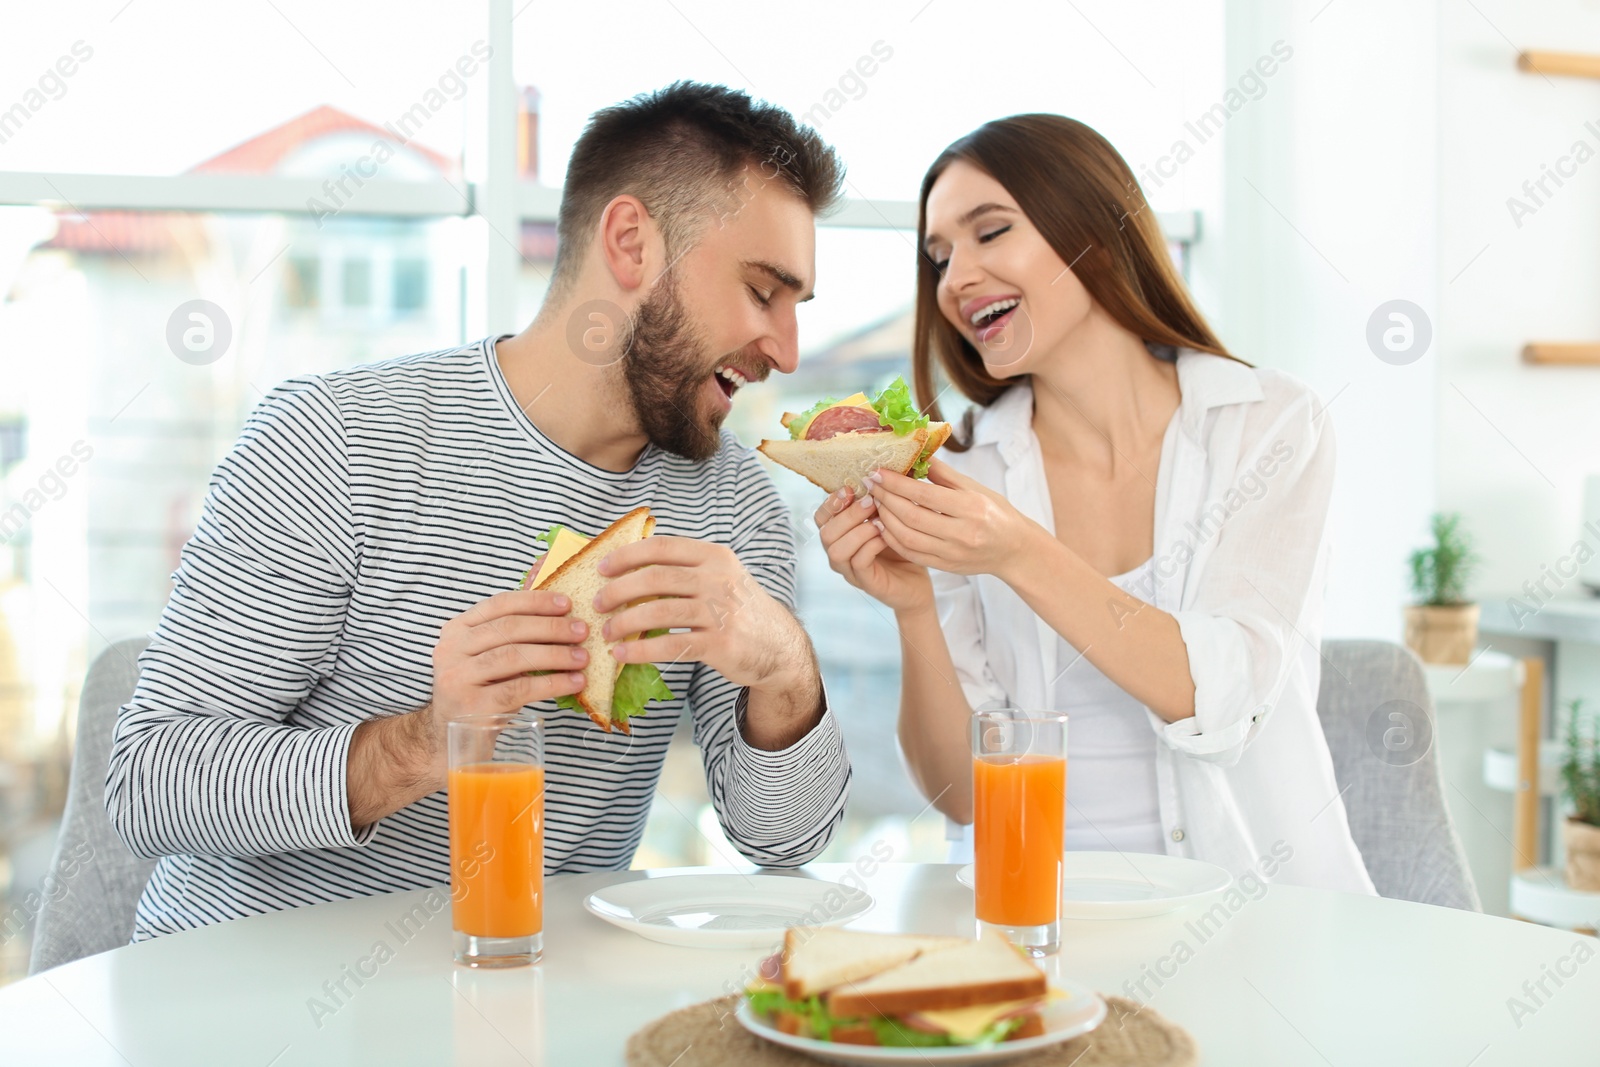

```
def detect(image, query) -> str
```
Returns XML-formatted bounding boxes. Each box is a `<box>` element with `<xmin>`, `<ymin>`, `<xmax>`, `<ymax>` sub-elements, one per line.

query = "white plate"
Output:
<box><xmin>736</xmin><ymin>981</ymin><xmax>1107</xmax><ymax>1066</ymax></box>
<box><xmin>583</xmin><ymin>873</ymin><xmax>872</xmax><ymax>948</ymax></box>
<box><xmin>957</xmin><ymin>851</ymin><xmax>1233</xmax><ymax>919</ymax></box>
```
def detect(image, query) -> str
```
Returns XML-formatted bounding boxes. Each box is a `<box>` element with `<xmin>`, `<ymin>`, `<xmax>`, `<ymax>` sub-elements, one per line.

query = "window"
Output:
<box><xmin>0</xmin><ymin>418</ymin><xmax>25</xmax><ymax>474</ymax></box>
<box><xmin>393</xmin><ymin>258</ymin><xmax>428</xmax><ymax>312</ymax></box>
<box><xmin>342</xmin><ymin>258</ymin><xmax>372</xmax><ymax>308</ymax></box>
<box><xmin>0</xmin><ymin>0</ymin><xmax>1214</xmax><ymax>983</ymax></box>
<box><xmin>285</xmin><ymin>256</ymin><xmax>320</xmax><ymax>309</ymax></box>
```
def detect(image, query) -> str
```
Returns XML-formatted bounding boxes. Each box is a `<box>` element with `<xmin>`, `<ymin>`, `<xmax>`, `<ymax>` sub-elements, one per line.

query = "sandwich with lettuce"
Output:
<box><xmin>745</xmin><ymin>926</ymin><xmax>1066</xmax><ymax>1048</ymax></box>
<box><xmin>521</xmin><ymin>507</ymin><xmax>672</xmax><ymax>733</ymax></box>
<box><xmin>756</xmin><ymin>376</ymin><xmax>950</xmax><ymax>494</ymax></box>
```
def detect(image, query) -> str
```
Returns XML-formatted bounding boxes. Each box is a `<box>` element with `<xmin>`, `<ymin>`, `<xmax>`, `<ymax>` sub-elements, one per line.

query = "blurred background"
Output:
<box><xmin>4</xmin><ymin>0</ymin><xmax>1600</xmax><ymax>981</ymax></box>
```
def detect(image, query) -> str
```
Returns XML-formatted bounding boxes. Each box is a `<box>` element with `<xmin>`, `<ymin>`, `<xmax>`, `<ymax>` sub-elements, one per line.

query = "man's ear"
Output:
<box><xmin>597</xmin><ymin>194</ymin><xmax>654</xmax><ymax>294</ymax></box>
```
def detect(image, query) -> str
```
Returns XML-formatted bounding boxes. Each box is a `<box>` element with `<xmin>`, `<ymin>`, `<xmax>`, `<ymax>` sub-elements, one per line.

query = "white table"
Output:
<box><xmin>0</xmin><ymin>863</ymin><xmax>1593</xmax><ymax>1066</ymax></box>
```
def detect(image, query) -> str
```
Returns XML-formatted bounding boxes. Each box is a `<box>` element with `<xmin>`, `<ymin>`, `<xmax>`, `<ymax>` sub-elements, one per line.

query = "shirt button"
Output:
<box><xmin>1170</xmin><ymin>828</ymin><xmax>1185</xmax><ymax>842</ymax></box>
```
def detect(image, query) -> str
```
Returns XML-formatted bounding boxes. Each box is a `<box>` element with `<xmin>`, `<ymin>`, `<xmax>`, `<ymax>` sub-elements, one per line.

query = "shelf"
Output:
<box><xmin>1482</xmin><ymin>741</ymin><xmax>1561</xmax><ymax>795</ymax></box>
<box><xmin>1510</xmin><ymin>867</ymin><xmax>1600</xmax><ymax>930</ymax></box>
<box><xmin>1518</xmin><ymin>51</ymin><xmax>1600</xmax><ymax>80</ymax></box>
<box><xmin>1522</xmin><ymin>343</ymin><xmax>1600</xmax><ymax>366</ymax></box>
<box><xmin>1424</xmin><ymin>649</ymin><xmax>1524</xmax><ymax>704</ymax></box>
<box><xmin>1481</xmin><ymin>596</ymin><xmax>1600</xmax><ymax>645</ymax></box>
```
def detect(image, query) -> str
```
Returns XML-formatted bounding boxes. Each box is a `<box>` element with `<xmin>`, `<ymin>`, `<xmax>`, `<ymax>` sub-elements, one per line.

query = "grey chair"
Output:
<box><xmin>28</xmin><ymin>636</ymin><xmax>156</xmax><ymax>973</ymax></box>
<box><xmin>1315</xmin><ymin>639</ymin><xmax>1480</xmax><ymax>911</ymax></box>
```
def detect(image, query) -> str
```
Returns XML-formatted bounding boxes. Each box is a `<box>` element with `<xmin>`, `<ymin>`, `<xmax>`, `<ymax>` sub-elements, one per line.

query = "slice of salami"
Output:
<box><xmin>802</xmin><ymin>405</ymin><xmax>889</xmax><ymax>440</ymax></box>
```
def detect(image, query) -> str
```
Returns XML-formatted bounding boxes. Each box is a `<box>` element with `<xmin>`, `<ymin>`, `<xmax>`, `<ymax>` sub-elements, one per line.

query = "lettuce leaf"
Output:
<box><xmin>787</xmin><ymin>395</ymin><xmax>842</xmax><ymax>440</ymax></box>
<box><xmin>867</xmin><ymin>1013</ymin><xmax>1028</xmax><ymax>1047</ymax></box>
<box><xmin>746</xmin><ymin>990</ymin><xmax>856</xmax><ymax>1041</ymax></box>
<box><xmin>870</xmin><ymin>376</ymin><xmax>930</xmax><ymax>437</ymax></box>
<box><xmin>609</xmin><ymin>636</ymin><xmax>674</xmax><ymax>725</ymax></box>
<box><xmin>745</xmin><ymin>988</ymin><xmax>1029</xmax><ymax>1047</ymax></box>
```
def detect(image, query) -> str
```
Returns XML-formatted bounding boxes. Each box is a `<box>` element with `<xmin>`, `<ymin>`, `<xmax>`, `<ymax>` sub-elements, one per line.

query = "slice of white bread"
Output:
<box><xmin>757</xmin><ymin>422</ymin><xmax>951</xmax><ymax>494</ymax></box>
<box><xmin>781</xmin><ymin>927</ymin><xmax>968</xmax><ymax>1000</ymax></box>
<box><xmin>826</xmin><ymin>928</ymin><xmax>1047</xmax><ymax>1017</ymax></box>
<box><xmin>533</xmin><ymin>507</ymin><xmax>654</xmax><ymax>732</ymax></box>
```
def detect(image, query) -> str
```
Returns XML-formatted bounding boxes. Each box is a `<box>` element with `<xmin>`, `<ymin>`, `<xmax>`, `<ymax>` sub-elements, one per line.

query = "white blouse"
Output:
<box><xmin>933</xmin><ymin>351</ymin><xmax>1376</xmax><ymax>894</ymax></box>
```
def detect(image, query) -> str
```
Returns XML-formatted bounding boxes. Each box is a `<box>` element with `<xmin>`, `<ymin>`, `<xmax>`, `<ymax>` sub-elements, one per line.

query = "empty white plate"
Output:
<box><xmin>584</xmin><ymin>873</ymin><xmax>872</xmax><ymax>948</ymax></box>
<box><xmin>957</xmin><ymin>851</ymin><xmax>1233</xmax><ymax>919</ymax></box>
<box><xmin>736</xmin><ymin>980</ymin><xmax>1107</xmax><ymax>1065</ymax></box>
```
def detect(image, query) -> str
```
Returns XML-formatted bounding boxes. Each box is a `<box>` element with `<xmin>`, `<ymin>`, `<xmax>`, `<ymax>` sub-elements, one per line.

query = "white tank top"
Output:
<box><xmin>1054</xmin><ymin>557</ymin><xmax>1164</xmax><ymax>853</ymax></box>
<box><xmin>949</xmin><ymin>558</ymin><xmax>1165</xmax><ymax>861</ymax></box>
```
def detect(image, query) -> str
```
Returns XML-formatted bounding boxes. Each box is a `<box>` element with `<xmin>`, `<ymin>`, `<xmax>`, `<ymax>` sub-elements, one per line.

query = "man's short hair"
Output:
<box><xmin>551</xmin><ymin>81</ymin><xmax>844</xmax><ymax>295</ymax></box>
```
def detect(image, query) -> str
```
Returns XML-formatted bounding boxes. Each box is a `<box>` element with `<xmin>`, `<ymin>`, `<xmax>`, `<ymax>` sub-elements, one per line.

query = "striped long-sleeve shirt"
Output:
<box><xmin>104</xmin><ymin>338</ymin><xmax>851</xmax><ymax>941</ymax></box>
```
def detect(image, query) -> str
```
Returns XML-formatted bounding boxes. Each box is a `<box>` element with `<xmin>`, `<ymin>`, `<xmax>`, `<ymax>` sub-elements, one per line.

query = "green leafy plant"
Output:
<box><xmin>1561</xmin><ymin>699</ymin><xmax>1600</xmax><ymax>828</ymax></box>
<box><xmin>1407</xmin><ymin>512</ymin><xmax>1479</xmax><ymax>606</ymax></box>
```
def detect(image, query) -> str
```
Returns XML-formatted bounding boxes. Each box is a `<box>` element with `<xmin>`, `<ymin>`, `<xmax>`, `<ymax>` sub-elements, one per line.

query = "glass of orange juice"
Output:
<box><xmin>972</xmin><ymin>709</ymin><xmax>1067</xmax><ymax>957</ymax></box>
<box><xmin>448</xmin><ymin>713</ymin><xmax>544</xmax><ymax>967</ymax></box>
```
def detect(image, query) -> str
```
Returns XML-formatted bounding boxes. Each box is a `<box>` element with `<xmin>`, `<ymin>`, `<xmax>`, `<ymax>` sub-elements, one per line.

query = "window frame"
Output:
<box><xmin>0</xmin><ymin>0</ymin><xmax>1200</xmax><ymax>337</ymax></box>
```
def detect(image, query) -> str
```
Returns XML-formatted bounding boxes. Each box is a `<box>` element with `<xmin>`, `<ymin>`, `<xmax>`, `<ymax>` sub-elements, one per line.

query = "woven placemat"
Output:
<box><xmin>626</xmin><ymin>995</ymin><xmax>1197</xmax><ymax>1067</ymax></box>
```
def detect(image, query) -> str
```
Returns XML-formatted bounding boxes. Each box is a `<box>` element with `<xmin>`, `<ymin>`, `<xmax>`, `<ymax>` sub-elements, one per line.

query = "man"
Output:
<box><xmin>105</xmin><ymin>82</ymin><xmax>850</xmax><ymax>940</ymax></box>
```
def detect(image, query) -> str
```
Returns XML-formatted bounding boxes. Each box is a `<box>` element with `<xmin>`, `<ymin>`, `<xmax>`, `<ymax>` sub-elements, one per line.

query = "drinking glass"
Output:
<box><xmin>972</xmin><ymin>709</ymin><xmax>1068</xmax><ymax>957</ymax></box>
<box><xmin>448</xmin><ymin>714</ymin><xmax>544</xmax><ymax>967</ymax></box>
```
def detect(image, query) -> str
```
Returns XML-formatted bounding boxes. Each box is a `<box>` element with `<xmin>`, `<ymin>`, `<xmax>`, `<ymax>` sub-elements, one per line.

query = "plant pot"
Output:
<box><xmin>1564</xmin><ymin>818</ymin><xmax>1600</xmax><ymax>892</ymax></box>
<box><xmin>1402</xmin><ymin>602</ymin><xmax>1480</xmax><ymax>665</ymax></box>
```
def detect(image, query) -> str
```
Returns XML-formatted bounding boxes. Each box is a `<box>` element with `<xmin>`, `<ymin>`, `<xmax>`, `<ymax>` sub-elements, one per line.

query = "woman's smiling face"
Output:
<box><xmin>922</xmin><ymin>160</ymin><xmax>1093</xmax><ymax>378</ymax></box>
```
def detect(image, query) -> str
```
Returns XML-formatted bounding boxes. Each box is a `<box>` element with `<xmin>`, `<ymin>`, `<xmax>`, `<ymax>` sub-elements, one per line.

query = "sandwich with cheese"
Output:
<box><xmin>756</xmin><ymin>376</ymin><xmax>950</xmax><ymax>494</ymax></box>
<box><xmin>745</xmin><ymin>926</ymin><xmax>1056</xmax><ymax>1048</ymax></box>
<box><xmin>521</xmin><ymin>507</ymin><xmax>672</xmax><ymax>733</ymax></box>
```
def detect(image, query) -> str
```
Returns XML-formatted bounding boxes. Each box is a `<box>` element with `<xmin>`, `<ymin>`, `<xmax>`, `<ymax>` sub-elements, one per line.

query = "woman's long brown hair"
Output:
<box><xmin>912</xmin><ymin>114</ymin><xmax>1246</xmax><ymax>451</ymax></box>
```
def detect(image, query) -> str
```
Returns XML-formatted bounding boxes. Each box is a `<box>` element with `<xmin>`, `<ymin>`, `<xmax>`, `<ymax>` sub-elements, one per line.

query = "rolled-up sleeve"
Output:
<box><xmin>690</xmin><ymin>453</ymin><xmax>850</xmax><ymax>866</ymax></box>
<box><xmin>1164</xmin><ymin>393</ymin><xmax>1335</xmax><ymax>765</ymax></box>
<box><xmin>104</xmin><ymin>377</ymin><xmax>370</xmax><ymax>859</ymax></box>
<box><xmin>930</xmin><ymin>568</ymin><xmax>1008</xmax><ymax>710</ymax></box>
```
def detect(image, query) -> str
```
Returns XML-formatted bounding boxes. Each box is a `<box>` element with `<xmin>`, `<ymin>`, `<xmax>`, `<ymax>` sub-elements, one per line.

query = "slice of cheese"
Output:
<box><xmin>912</xmin><ymin>987</ymin><xmax>1066</xmax><ymax>1042</ymax></box>
<box><xmin>531</xmin><ymin>527</ymin><xmax>589</xmax><ymax>588</ymax></box>
<box><xmin>529</xmin><ymin>525</ymin><xmax>659</xmax><ymax>642</ymax></box>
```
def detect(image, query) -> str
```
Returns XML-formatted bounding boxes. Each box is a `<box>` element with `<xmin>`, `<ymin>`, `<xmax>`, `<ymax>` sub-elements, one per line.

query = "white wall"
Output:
<box><xmin>1438</xmin><ymin>3</ymin><xmax>1600</xmax><ymax>612</ymax></box>
<box><xmin>1218</xmin><ymin>0</ymin><xmax>1440</xmax><ymax>640</ymax></box>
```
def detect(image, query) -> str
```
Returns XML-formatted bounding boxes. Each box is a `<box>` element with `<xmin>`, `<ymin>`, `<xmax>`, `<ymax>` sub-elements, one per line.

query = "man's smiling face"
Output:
<box><xmin>621</xmin><ymin>172</ymin><xmax>817</xmax><ymax>462</ymax></box>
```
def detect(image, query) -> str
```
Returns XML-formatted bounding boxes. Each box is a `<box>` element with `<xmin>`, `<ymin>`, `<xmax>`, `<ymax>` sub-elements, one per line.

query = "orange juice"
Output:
<box><xmin>448</xmin><ymin>762</ymin><xmax>544</xmax><ymax>938</ymax></box>
<box><xmin>973</xmin><ymin>755</ymin><xmax>1065</xmax><ymax>927</ymax></box>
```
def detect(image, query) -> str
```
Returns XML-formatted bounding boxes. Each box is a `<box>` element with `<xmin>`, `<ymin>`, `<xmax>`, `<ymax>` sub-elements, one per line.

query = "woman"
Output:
<box><xmin>814</xmin><ymin>115</ymin><xmax>1374</xmax><ymax>893</ymax></box>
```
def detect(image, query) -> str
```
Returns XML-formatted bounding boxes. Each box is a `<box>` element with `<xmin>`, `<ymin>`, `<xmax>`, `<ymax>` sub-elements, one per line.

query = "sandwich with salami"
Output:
<box><xmin>756</xmin><ymin>376</ymin><xmax>950</xmax><ymax>494</ymax></box>
<box><xmin>744</xmin><ymin>926</ymin><xmax>1060</xmax><ymax>1048</ymax></box>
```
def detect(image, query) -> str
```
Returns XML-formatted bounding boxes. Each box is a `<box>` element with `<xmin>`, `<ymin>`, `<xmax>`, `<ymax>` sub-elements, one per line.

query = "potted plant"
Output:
<box><xmin>1561</xmin><ymin>699</ymin><xmax>1600</xmax><ymax>892</ymax></box>
<box><xmin>1403</xmin><ymin>512</ymin><xmax>1481</xmax><ymax>665</ymax></box>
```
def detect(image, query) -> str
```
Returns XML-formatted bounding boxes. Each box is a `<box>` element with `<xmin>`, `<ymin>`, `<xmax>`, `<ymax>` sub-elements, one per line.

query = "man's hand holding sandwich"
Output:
<box><xmin>348</xmin><ymin>533</ymin><xmax>823</xmax><ymax>831</ymax></box>
<box><xmin>593</xmin><ymin>534</ymin><xmax>823</xmax><ymax>750</ymax></box>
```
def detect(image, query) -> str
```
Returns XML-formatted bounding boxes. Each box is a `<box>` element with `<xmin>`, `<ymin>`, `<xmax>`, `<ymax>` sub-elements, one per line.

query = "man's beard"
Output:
<box><xmin>621</xmin><ymin>276</ymin><xmax>725</xmax><ymax>462</ymax></box>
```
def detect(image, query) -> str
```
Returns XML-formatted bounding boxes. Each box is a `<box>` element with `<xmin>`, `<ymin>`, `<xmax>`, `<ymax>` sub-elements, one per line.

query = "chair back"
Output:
<box><xmin>28</xmin><ymin>636</ymin><xmax>156</xmax><ymax>973</ymax></box>
<box><xmin>1315</xmin><ymin>639</ymin><xmax>1480</xmax><ymax>910</ymax></box>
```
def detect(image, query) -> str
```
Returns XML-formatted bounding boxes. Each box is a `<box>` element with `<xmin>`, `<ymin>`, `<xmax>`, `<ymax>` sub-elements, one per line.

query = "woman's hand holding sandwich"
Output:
<box><xmin>813</xmin><ymin>485</ymin><xmax>935</xmax><ymax>613</ymax></box>
<box><xmin>812</xmin><ymin>460</ymin><xmax>1018</xmax><ymax>822</ymax></box>
<box><xmin>859</xmin><ymin>458</ymin><xmax>1038</xmax><ymax>582</ymax></box>
<box><xmin>592</xmin><ymin>535</ymin><xmax>825</xmax><ymax>750</ymax></box>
